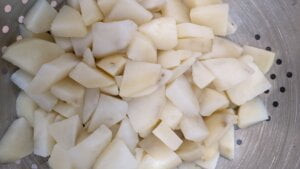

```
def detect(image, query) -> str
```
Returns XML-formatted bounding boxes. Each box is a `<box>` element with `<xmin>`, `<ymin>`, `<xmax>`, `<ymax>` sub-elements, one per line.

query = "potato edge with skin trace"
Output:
<box><xmin>0</xmin><ymin>0</ymin><xmax>275</xmax><ymax>169</ymax></box>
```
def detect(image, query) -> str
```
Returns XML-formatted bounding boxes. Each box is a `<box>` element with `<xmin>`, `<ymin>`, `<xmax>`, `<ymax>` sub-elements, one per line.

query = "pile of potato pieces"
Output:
<box><xmin>0</xmin><ymin>0</ymin><xmax>276</xmax><ymax>169</ymax></box>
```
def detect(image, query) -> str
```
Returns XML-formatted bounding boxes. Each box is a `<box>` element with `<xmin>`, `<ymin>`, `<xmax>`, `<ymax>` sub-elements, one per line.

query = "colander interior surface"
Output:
<box><xmin>0</xmin><ymin>0</ymin><xmax>300</xmax><ymax>169</ymax></box>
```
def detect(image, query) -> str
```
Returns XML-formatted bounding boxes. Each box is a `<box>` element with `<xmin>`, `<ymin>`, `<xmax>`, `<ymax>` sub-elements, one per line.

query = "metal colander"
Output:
<box><xmin>0</xmin><ymin>0</ymin><xmax>300</xmax><ymax>169</ymax></box>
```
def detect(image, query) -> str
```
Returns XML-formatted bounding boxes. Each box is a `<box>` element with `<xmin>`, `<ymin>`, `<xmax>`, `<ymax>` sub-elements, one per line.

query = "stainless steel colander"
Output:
<box><xmin>0</xmin><ymin>0</ymin><xmax>300</xmax><ymax>169</ymax></box>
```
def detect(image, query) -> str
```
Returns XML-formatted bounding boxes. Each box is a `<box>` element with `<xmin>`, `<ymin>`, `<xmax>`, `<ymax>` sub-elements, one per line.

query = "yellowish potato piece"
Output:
<box><xmin>140</xmin><ymin>0</ymin><xmax>166</xmax><ymax>12</ymax></box>
<box><xmin>219</xmin><ymin>126</ymin><xmax>234</xmax><ymax>160</ymax></box>
<box><xmin>160</xmin><ymin>101</ymin><xmax>183</xmax><ymax>130</ymax></box>
<box><xmin>105</xmin><ymin>0</ymin><xmax>153</xmax><ymax>25</ymax></box>
<box><xmin>177</xmin><ymin>23</ymin><xmax>214</xmax><ymax>39</ymax></box>
<box><xmin>82</xmin><ymin>48</ymin><xmax>96</xmax><ymax>68</ymax></box>
<box><xmin>192</xmin><ymin>61</ymin><xmax>215</xmax><ymax>89</ymax></box>
<box><xmin>53</xmin><ymin>101</ymin><xmax>80</xmax><ymax>118</ymax></box>
<box><xmin>180</xmin><ymin>115</ymin><xmax>208</xmax><ymax>142</ymax></box>
<box><xmin>162</xmin><ymin>0</ymin><xmax>190</xmax><ymax>23</ymax></box>
<box><xmin>80</xmin><ymin>0</ymin><xmax>104</xmax><ymax>26</ymax></box>
<box><xmin>175</xmin><ymin>38</ymin><xmax>212</xmax><ymax>53</ymax></box>
<box><xmin>71</xmin><ymin>30</ymin><xmax>93</xmax><ymax>56</ymax></box>
<box><xmin>96</xmin><ymin>54</ymin><xmax>127</xmax><ymax>76</ymax></box>
<box><xmin>190</xmin><ymin>3</ymin><xmax>229</xmax><ymax>36</ymax></box>
<box><xmin>69</xmin><ymin>62</ymin><xmax>115</xmax><ymax>88</ymax></box>
<box><xmin>51</xmin><ymin>6</ymin><xmax>87</xmax><ymax>38</ymax></box>
<box><xmin>54</xmin><ymin>36</ymin><xmax>73</xmax><ymax>52</ymax></box>
<box><xmin>16</xmin><ymin>91</ymin><xmax>37</xmax><ymax>126</ymax></box>
<box><xmin>96</xmin><ymin>0</ymin><xmax>117</xmax><ymax>16</ymax></box>
<box><xmin>100</xmin><ymin>84</ymin><xmax>119</xmax><ymax>96</ymax></box>
<box><xmin>183</xmin><ymin>0</ymin><xmax>222</xmax><ymax>8</ymax></box>
<box><xmin>20</xmin><ymin>24</ymin><xmax>54</xmax><ymax>42</ymax></box>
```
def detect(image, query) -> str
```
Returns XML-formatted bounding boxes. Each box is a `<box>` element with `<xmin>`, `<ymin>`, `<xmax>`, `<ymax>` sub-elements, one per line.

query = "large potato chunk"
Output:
<box><xmin>24</xmin><ymin>0</ymin><xmax>57</xmax><ymax>33</ymax></box>
<box><xmin>238</xmin><ymin>98</ymin><xmax>269</xmax><ymax>129</ymax></box>
<box><xmin>177</xmin><ymin>23</ymin><xmax>214</xmax><ymax>39</ymax></box>
<box><xmin>16</xmin><ymin>91</ymin><xmax>37</xmax><ymax>126</ymax></box>
<box><xmin>202</xmin><ymin>58</ymin><xmax>254</xmax><ymax>91</ymax></box>
<box><xmin>120</xmin><ymin>61</ymin><xmax>162</xmax><ymax>97</ymax></box>
<box><xmin>160</xmin><ymin>101</ymin><xmax>183</xmax><ymax>130</ymax></box>
<box><xmin>115</xmin><ymin>117</ymin><xmax>139</xmax><ymax>151</ymax></box>
<box><xmin>93</xmin><ymin>139</ymin><xmax>138</xmax><ymax>169</ymax></box>
<box><xmin>96</xmin><ymin>0</ymin><xmax>117</xmax><ymax>16</ymax></box>
<box><xmin>0</xmin><ymin>118</ymin><xmax>33</xmax><ymax>163</ymax></box>
<box><xmin>127</xmin><ymin>32</ymin><xmax>157</xmax><ymax>63</ymax></box>
<box><xmin>50</xmin><ymin>78</ymin><xmax>85</xmax><ymax>106</ymax></box>
<box><xmin>51</xmin><ymin>6</ymin><xmax>87</xmax><ymax>38</ymax></box>
<box><xmin>190</xmin><ymin>4</ymin><xmax>229</xmax><ymax>36</ymax></box>
<box><xmin>28</xmin><ymin>53</ymin><xmax>79</xmax><ymax>93</ymax></box>
<box><xmin>192</xmin><ymin>61</ymin><xmax>215</xmax><ymax>89</ymax></box>
<box><xmin>88</xmin><ymin>94</ymin><xmax>128</xmax><ymax>132</ymax></box>
<box><xmin>219</xmin><ymin>126</ymin><xmax>234</xmax><ymax>160</ymax></box>
<box><xmin>49</xmin><ymin>115</ymin><xmax>82</xmax><ymax>149</ymax></box>
<box><xmin>139</xmin><ymin>17</ymin><xmax>178</xmax><ymax>50</ymax></box>
<box><xmin>33</xmin><ymin>109</ymin><xmax>56</xmax><ymax>157</ymax></box>
<box><xmin>166</xmin><ymin>76</ymin><xmax>200</xmax><ymax>116</ymax></box>
<box><xmin>243</xmin><ymin>45</ymin><xmax>275</xmax><ymax>74</ymax></box>
<box><xmin>128</xmin><ymin>87</ymin><xmax>166</xmax><ymax>137</ymax></box>
<box><xmin>180</xmin><ymin>115</ymin><xmax>209</xmax><ymax>142</ymax></box>
<box><xmin>2</xmin><ymin>38</ymin><xmax>64</xmax><ymax>75</ymax></box>
<box><xmin>92</xmin><ymin>20</ymin><xmax>137</xmax><ymax>57</ymax></box>
<box><xmin>80</xmin><ymin>0</ymin><xmax>104</xmax><ymax>26</ymax></box>
<box><xmin>105</xmin><ymin>0</ymin><xmax>153</xmax><ymax>25</ymax></box>
<box><xmin>96</xmin><ymin>54</ymin><xmax>127</xmax><ymax>76</ymax></box>
<box><xmin>69</xmin><ymin>62</ymin><xmax>115</xmax><ymax>88</ymax></box>
<box><xmin>69</xmin><ymin>125</ymin><xmax>112</xmax><ymax>169</ymax></box>
<box><xmin>226</xmin><ymin>55</ymin><xmax>272</xmax><ymax>105</ymax></box>
<box><xmin>162</xmin><ymin>0</ymin><xmax>190</xmax><ymax>23</ymax></box>
<box><xmin>71</xmin><ymin>30</ymin><xmax>93</xmax><ymax>56</ymax></box>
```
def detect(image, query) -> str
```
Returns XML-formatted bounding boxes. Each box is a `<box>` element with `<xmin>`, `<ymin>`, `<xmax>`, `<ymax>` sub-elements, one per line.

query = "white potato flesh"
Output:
<box><xmin>166</xmin><ymin>76</ymin><xmax>200</xmax><ymax>116</ymax></box>
<box><xmin>115</xmin><ymin>75</ymin><xmax>123</xmax><ymax>88</ymax></box>
<box><xmin>80</xmin><ymin>0</ymin><xmax>104</xmax><ymax>26</ymax></box>
<box><xmin>82</xmin><ymin>88</ymin><xmax>100</xmax><ymax>124</ymax></box>
<box><xmin>175</xmin><ymin>38</ymin><xmax>212</xmax><ymax>53</ymax></box>
<box><xmin>183</xmin><ymin>0</ymin><xmax>222</xmax><ymax>8</ymax></box>
<box><xmin>0</xmin><ymin>118</ymin><xmax>33</xmax><ymax>163</ymax></box>
<box><xmin>139</xmin><ymin>17</ymin><xmax>178</xmax><ymax>50</ymax></box>
<box><xmin>69</xmin><ymin>62</ymin><xmax>115</xmax><ymax>88</ymax></box>
<box><xmin>202</xmin><ymin>58</ymin><xmax>254</xmax><ymax>91</ymax></box>
<box><xmin>204</xmin><ymin>110</ymin><xmax>237</xmax><ymax>146</ymax></box>
<box><xmin>82</xmin><ymin>48</ymin><xmax>96</xmax><ymax>68</ymax></box>
<box><xmin>128</xmin><ymin>87</ymin><xmax>165</xmax><ymax>137</ymax></box>
<box><xmin>33</xmin><ymin>109</ymin><xmax>56</xmax><ymax>157</ymax></box>
<box><xmin>139</xmin><ymin>134</ymin><xmax>182</xmax><ymax>169</ymax></box>
<box><xmin>192</xmin><ymin>61</ymin><xmax>215</xmax><ymax>89</ymax></box>
<box><xmin>54</xmin><ymin>114</ymin><xmax>66</xmax><ymax>122</ymax></box>
<box><xmin>177</xmin><ymin>23</ymin><xmax>214</xmax><ymax>39</ymax></box>
<box><xmin>69</xmin><ymin>125</ymin><xmax>112</xmax><ymax>169</ymax></box>
<box><xmin>28</xmin><ymin>53</ymin><xmax>79</xmax><ymax>93</ymax></box>
<box><xmin>51</xmin><ymin>6</ymin><xmax>87</xmax><ymax>38</ymax></box>
<box><xmin>190</xmin><ymin>3</ymin><xmax>229</xmax><ymax>36</ymax></box>
<box><xmin>67</xmin><ymin>0</ymin><xmax>80</xmax><ymax>11</ymax></box>
<box><xmin>226</xmin><ymin>17</ymin><xmax>237</xmax><ymax>35</ymax></box>
<box><xmin>19</xmin><ymin>24</ymin><xmax>54</xmax><ymax>42</ymax></box>
<box><xmin>162</xmin><ymin>0</ymin><xmax>190</xmax><ymax>23</ymax></box>
<box><xmin>93</xmin><ymin>139</ymin><xmax>138</xmax><ymax>169</ymax></box>
<box><xmin>11</xmin><ymin>70</ymin><xmax>58</xmax><ymax>112</ymax></box>
<box><xmin>135</xmin><ymin>148</ymin><xmax>145</xmax><ymax>163</ymax></box>
<box><xmin>96</xmin><ymin>0</ymin><xmax>117</xmax><ymax>16</ymax></box>
<box><xmin>96</xmin><ymin>54</ymin><xmax>127</xmax><ymax>76</ymax></box>
<box><xmin>177</xmin><ymin>162</ymin><xmax>202</xmax><ymax>169</ymax></box>
<box><xmin>120</xmin><ymin>61</ymin><xmax>162</xmax><ymax>97</ymax></box>
<box><xmin>49</xmin><ymin>115</ymin><xmax>82</xmax><ymax>149</ymax></box>
<box><xmin>100</xmin><ymin>84</ymin><xmax>119</xmax><ymax>96</ymax></box>
<box><xmin>226</xmin><ymin>55</ymin><xmax>272</xmax><ymax>105</ymax></box>
<box><xmin>160</xmin><ymin>101</ymin><xmax>183</xmax><ymax>130</ymax></box>
<box><xmin>71</xmin><ymin>30</ymin><xmax>93</xmax><ymax>56</ymax></box>
<box><xmin>140</xmin><ymin>0</ymin><xmax>166</xmax><ymax>12</ymax></box>
<box><xmin>24</xmin><ymin>0</ymin><xmax>57</xmax><ymax>33</ymax></box>
<box><xmin>195</xmin><ymin>152</ymin><xmax>220</xmax><ymax>169</ymax></box>
<box><xmin>180</xmin><ymin>115</ymin><xmax>209</xmax><ymax>142</ymax></box>
<box><xmin>54</xmin><ymin>37</ymin><xmax>73</xmax><ymax>52</ymax></box>
<box><xmin>115</xmin><ymin>117</ymin><xmax>139</xmax><ymax>151</ymax></box>
<box><xmin>106</xmin><ymin>0</ymin><xmax>153</xmax><ymax>25</ymax></box>
<box><xmin>238</xmin><ymin>98</ymin><xmax>269</xmax><ymax>129</ymax></box>
<box><xmin>158</xmin><ymin>50</ymin><xmax>181</xmax><ymax>69</ymax></box>
<box><xmin>16</xmin><ymin>91</ymin><xmax>37</xmax><ymax>126</ymax></box>
<box><xmin>170</xmin><ymin>56</ymin><xmax>197</xmax><ymax>82</ymax></box>
<box><xmin>176</xmin><ymin>141</ymin><xmax>204</xmax><ymax>162</ymax></box>
<box><xmin>219</xmin><ymin>125</ymin><xmax>234</xmax><ymax>160</ymax></box>
<box><xmin>88</xmin><ymin>94</ymin><xmax>128</xmax><ymax>132</ymax></box>
<box><xmin>2</xmin><ymin>38</ymin><xmax>64</xmax><ymax>75</ymax></box>
<box><xmin>110</xmin><ymin>123</ymin><xmax>121</xmax><ymax>138</ymax></box>
<box><xmin>50</xmin><ymin>78</ymin><xmax>85</xmax><ymax>106</ymax></box>
<box><xmin>199</xmin><ymin>88</ymin><xmax>229</xmax><ymax>116</ymax></box>
<box><xmin>92</xmin><ymin>20</ymin><xmax>137</xmax><ymax>57</ymax></box>
<box><xmin>243</xmin><ymin>45</ymin><xmax>275</xmax><ymax>74</ymax></box>
<box><xmin>153</xmin><ymin>122</ymin><xmax>183</xmax><ymax>151</ymax></box>
<box><xmin>53</xmin><ymin>101</ymin><xmax>80</xmax><ymax>118</ymax></box>
<box><xmin>127</xmin><ymin>32</ymin><xmax>157</xmax><ymax>63</ymax></box>
<box><xmin>202</xmin><ymin>37</ymin><xmax>243</xmax><ymax>59</ymax></box>
<box><xmin>48</xmin><ymin>145</ymin><xmax>72</xmax><ymax>169</ymax></box>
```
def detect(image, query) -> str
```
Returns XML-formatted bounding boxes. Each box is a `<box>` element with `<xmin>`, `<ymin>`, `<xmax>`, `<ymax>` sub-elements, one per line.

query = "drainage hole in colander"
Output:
<box><xmin>266</xmin><ymin>116</ymin><xmax>271</xmax><ymax>122</ymax></box>
<box><xmin>287</xmin><ymin>72</ymin><xmax>293</xmax><ymax>78</ymax></box>
<box><xmin>272</xmin><ymin>101</ymin><xmax>279</xmax><ymax>107</ymax></box>
<box><xmin>236</xmin><ymin>139</ymin><xmax>243</xmax><ymax>145</ymax></box>
<box><xmin>255</xmin><ymin>34</ymin><xmax>261</xmax><ymax>40</ymax></box>
<box><xmin>265</xmin><ymin>46</ymin><xmax>272</xmax><ymax>51</ymax></box>
<box><xmin>279</xmin><ymin>87</ymin><xmax>286</xmax><ymax>93</ymax></box>
<box><xmin>264</xmin><ymin>90</ymin><xmax>270</xmax><ymax>94</ymax></box>
<box><xmin>276</xmin><ymin>59</ymin><xmax>282</xmax><ymax>65</ymax></box>
<box><xmin>270</xmin><ymin>74</ymin><xmax>276</xmax><ymax>80</ymax></box>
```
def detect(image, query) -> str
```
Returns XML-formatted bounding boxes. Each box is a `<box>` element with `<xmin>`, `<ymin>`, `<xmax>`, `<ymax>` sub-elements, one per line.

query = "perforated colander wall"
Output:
<box><xmin>0</xmin><ymin>0</ymin><xmax>300</xmax><ymax>169</ymax></box>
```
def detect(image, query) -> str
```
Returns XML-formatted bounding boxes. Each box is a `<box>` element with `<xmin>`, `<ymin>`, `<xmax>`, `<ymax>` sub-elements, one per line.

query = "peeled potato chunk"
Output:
<box><xmin>80</xmin><ymin>0</ymin><xmax>104</xmax><ymax>26</ymax></box>
<box><xmin>92</xmin><ymin>20</ymin><xmax>137</xmax><ymax>57</ymax></box>
<box><xmin>24</xmin><ymin>0</ymin><xmax>57</xmax><ymax>33</ymax></box>
<box><xmin>162</xmin><ymin>0</ymin><xmax>190</xmax><ymax>23</ymax></box>
<box><xmin>190</xmin><ymin>3</ymin><xmax>229</xmax><ymax>36</ymax></box>
<box><xmin>51</xmin><ymin>5</ymin><xmax>87</xmax><ymax>38</ymax></box>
